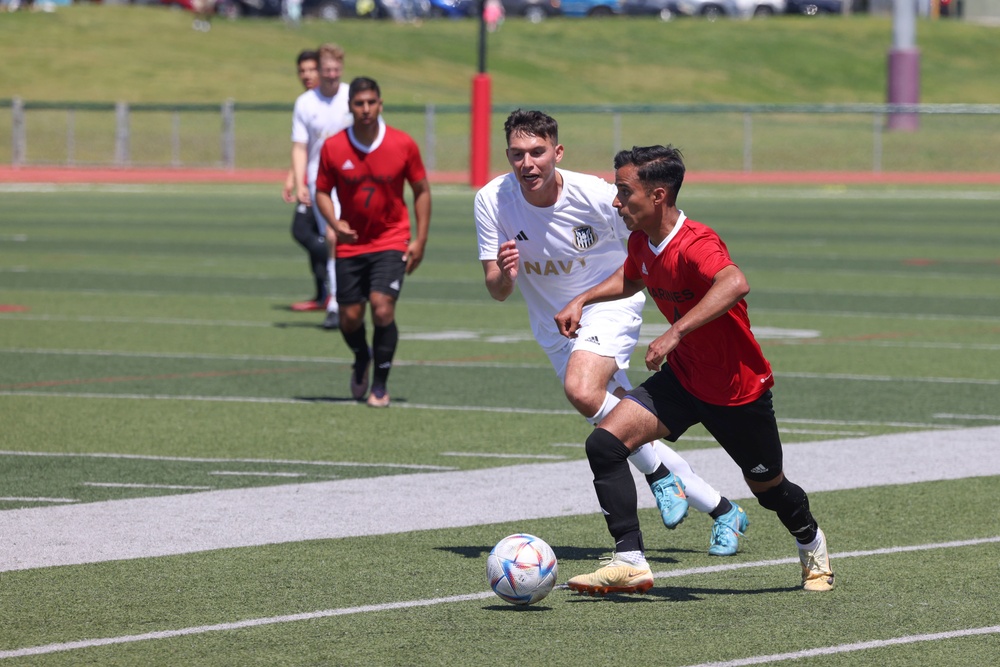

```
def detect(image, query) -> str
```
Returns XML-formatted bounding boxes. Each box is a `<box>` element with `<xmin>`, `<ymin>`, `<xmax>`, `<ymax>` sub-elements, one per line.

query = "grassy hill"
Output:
<box><xmin>2</xmin><ymin>5</ymin><xmax>999</xmax><ymax>105</ymax></box>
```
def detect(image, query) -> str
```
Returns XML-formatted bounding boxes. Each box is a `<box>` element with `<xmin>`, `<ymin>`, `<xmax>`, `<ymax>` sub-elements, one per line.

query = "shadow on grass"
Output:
<box><xmin>435</xmin><ymin>545</ymin><xmax>696</xmax><ymax>565</ymax></box>
<box><xmin>294</xmin><ymin>395</ymin><xmax>408</xmax><ymax>405</ymax></box>
<box><xmin>562</xmin><ymin>583</ymin><xmax>800</xmax><ymax>604</ymax></box>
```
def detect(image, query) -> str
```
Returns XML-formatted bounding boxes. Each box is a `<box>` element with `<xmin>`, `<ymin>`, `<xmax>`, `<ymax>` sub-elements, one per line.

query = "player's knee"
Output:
<box><xmin>585</xmin><ymin>428</ymin><xmax>631</xmax><ymax>475</ymax></box>
<box><xmin>562</xmin><ymin>377</ymin><xmax>601</xmax><ymax>418</ymax></box>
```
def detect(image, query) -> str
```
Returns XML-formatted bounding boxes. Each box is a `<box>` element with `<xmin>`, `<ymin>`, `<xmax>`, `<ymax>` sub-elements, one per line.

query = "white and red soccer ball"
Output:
<box><xmin>486</xmin><ymin>533</ymin><xmax>558</xmax><ymax>605</ymax></box>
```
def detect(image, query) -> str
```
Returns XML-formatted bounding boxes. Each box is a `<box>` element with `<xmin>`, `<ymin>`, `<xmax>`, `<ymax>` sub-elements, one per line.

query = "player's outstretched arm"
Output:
<box><xmin>482</xmin><ymin>239</ymin><xmax>519</xmax><ymax>302</ymax></box>
<box><xmin>555</xmin><ymin>267</ymin><xmax>643</xmax><ymax>338</ymax></box>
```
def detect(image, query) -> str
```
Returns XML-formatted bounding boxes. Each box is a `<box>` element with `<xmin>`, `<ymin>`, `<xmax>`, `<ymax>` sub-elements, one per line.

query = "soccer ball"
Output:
<box><xmin>486</xmin><ymin>533</ymin><xmax>558</xmax><ymax>605</ymax></box>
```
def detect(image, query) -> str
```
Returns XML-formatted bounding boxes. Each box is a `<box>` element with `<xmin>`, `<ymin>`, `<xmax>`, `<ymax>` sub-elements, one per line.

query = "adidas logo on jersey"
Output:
<box><xmin>749</xmin><ymin>464</ymin><xmax>769</xmax><ymax>474</ymax></box>
<box><xmin>584</xmin><ymin>335</ymin><xmax>600</xmax><ymax>345</ymax></box>
<box><xmin>515</xmin><ymin>230</ymin><xmax>529</xmax><ymax>241</ymax></box>
<box><xmin>641</xmin><ymin>262</ymin><xmax>649</xmax><ymax>275</ymax></box>
<box><xmin>341</xmin><ymin>159</ymin><xmax>356</xmax><ymax>170</ymax></box>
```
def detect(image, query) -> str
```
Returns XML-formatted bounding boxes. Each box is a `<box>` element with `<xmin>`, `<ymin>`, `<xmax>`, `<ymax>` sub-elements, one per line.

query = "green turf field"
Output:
<box><xmin>1</xmin><ymin>183</ymin><xmax>998</xmax><ymax>664</ymax></box>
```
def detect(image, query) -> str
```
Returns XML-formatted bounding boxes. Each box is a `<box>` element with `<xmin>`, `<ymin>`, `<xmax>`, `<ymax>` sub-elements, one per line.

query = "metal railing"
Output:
<box><xmin>4</xmin><ymin>98</ymin><xmax>1000</xmax><ymax>175</ymax></box>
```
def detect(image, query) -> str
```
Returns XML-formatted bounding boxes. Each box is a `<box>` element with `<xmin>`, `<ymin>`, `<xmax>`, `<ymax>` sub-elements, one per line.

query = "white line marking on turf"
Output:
<box><xmin>677</xmin><ymin>626</ymin><xmax>1000</xmax><ymax>667</ymax></box>
<box><xmin>1</xmin><ymin>536</ymin><xmax>995</xmax><ymax>662</ymax></box>
<box><xmin>0</xmin><ymin>496</ymin><xmax>78</xmax><ymax>504</ymax></box>
<box><xmin>81</xmin><ymin>482</ymin><xmax>214</xmax><ymax>491</ymax></box>
<box><xmin>934</xmin><ymin>413</ymin><xmax>1000</xmax><ymax>421</ymax></box>
<box><xmin>0</xmin><ymin>392</ymin><xmax>955</xmax><ymax>430</ymax></box>
<box><xmin>208</xmin><ymin>471</ymin><xmax>307</xmax><ymax>478</ymax></box>
<box><xmin>0</xmin><ymin>450</ymin><xmax>455</xmax><ymax>471</ymax></box>
<box><xmin>440</xmin><ymin>452</ymin><xmax>567</xmax><ymax>460</ymax></box>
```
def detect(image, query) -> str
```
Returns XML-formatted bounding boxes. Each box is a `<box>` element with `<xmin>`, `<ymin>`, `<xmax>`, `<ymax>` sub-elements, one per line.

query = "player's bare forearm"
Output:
<box><xmin>282</xmin><ymin>170</ymin><xmax>296</xmax><ymax>203</ymax></box>
<box><xmin>291</xmin><ymin>143</ymin><xmax>309</xmax><ymax>204</ymax></box>
<box><xmin>314</xmin><ymin>190</ymin><xmax>348</xmax><ymax>243</ymax></box>
<box><xmin>482</xmin><ymin>258</ymin><xmax>515</xmax><ymax>302</ymax></box>
<box><xmin>407</xmin><ymin>181</ymin><xmax>431</xmax><ymax>272</ymax></box>
<box><xmin>669</xmin><ymin>264</ymin><xmax>749</xmax><ymax>339</ymax></box>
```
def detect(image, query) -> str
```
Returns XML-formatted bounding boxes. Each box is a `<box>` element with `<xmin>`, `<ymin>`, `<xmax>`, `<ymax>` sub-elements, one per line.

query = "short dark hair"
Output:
<box><xmin>349</xmin><ymin>76</ymin><xmax>381</xmax><ymax>101</ymax></box>
<box><xmin>504</xmin><ymin>109</ymin><xmax>558</xmax><ymax>146</ymax></box>
<box><xmin>296</xmin><ymin>49</ymin><xmax>318</xmax><ymax>66</ymax></box>
<box><xmin>613</xmin><ymin>145</ymin><xmax>685</xmax><ymax>196</ymax></box>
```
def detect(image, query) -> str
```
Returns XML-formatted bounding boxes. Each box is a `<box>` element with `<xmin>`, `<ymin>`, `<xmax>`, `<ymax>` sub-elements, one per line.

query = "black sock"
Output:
<box><xmin>587</xmin><ymin>428</ymin><xmax>641</xmax><ymax>544</ymax></box>
<box><xmin>644</xmin><ymin>463</ymin><xmax>670</xmax><ymax>486</ymax></box>
<box><xmin>709</xmin><ymin>497</ymin><xmax>733</xmax><ymax>520</ymax></box>
<box><xmin>342</xmin><ymin>325</ymin><xmax>369</xmax><ymax>380</ymax></box>
<box><xmin>372</xmin><ymin>321</ymin><xmax>398</xmax><ymax>388</ymax></box>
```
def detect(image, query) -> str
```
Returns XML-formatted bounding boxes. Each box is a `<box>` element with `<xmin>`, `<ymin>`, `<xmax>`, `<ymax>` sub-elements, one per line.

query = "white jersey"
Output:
<box><xmin>291</xmin><ymin>83</ymin><xmax>352</xmax><ymax>187</ymax></box>
<box><xmin>475</xmin><ymin>168</ymin><xmax>646</xmax><ymax>353</ymax></box>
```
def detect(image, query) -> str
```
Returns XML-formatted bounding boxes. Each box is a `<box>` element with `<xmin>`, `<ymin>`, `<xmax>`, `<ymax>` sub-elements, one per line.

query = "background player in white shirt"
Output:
<box><xmin>475</xmin><ymin>109</ymin><xmax>748</xmax><ymax>556</ymax></box>
<box><xmin>291</xmin><ymin>43</ymin><xmax>352</xmax><ymax>329</ymax></box>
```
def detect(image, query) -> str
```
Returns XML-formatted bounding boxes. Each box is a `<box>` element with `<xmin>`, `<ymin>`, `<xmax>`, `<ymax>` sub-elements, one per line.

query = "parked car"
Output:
<box><xmin>621</xmin><ymin>0</ymin><xmax>679</xmax><ymax>20</ymax></box>
<box><xmin>426</xmin><ymin>0</ymin><xmax>476</xmax><ymax>16</ymax></box>
<box><xmin>559</xmin><ymin>0</ymin><xmax>619</xmax><ymax>16</ymax></box>
<box><xmin>785</xmin><ymin>0</ymin><xmax>842</xmax><ymax>14</ymax></box>
<box><xmin>215</xmin><ymin>0</ymin><xmax>282</xmax><ymax>18</ymax></box>
<box><xmin>501</xmin><ymin>0</ymin><xmax>561</xmax><ymax>21</ymax></box>
<box><xmin>732</xmin><ymin>0</ymin><xmax>784</xmax><ymax>16</ymax></box>
<box><xmin>673</xmin><ymin>0</ymin><xmax>738</xmax><ymax>19</ymax></box>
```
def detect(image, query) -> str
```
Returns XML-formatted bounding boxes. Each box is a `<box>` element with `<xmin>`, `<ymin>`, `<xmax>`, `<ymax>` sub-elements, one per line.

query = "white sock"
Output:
<box><xmin>652</xmin><ymin>441</ymin><xmax>722</xmax><ymax>514</ymax></box>
<box><xmin>586</xmin><ymin>392</ymin><xmax>659</xmax><ymax>476</ymax></box>
<box><xmin>797</xmin><ymin>529</ymin><xmax>824</xmax><ymax>551</ymax></box>
<box><xmin>615</xmin><ymin>550</ymin><xmax>647</xmax><ymax>567</ymax></box>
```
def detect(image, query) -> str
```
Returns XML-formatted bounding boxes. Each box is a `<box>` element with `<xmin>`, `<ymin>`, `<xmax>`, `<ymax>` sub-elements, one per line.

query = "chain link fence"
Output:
<box><xmin>3</xmin><ymin>98</ymin><xmax>1000</xmax><ymax>176</ymax></box>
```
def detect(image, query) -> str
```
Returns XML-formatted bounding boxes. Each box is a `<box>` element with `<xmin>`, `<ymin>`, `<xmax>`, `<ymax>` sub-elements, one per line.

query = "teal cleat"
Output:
<box><xmin>649</xmin><ymin>473</ymin><xmax>689</xmax><ymax>529</ymax></box>
<box><xmin>708</xmin><ymin>503</ymin><xmax>749</xmax><ymax>556</ymax></box>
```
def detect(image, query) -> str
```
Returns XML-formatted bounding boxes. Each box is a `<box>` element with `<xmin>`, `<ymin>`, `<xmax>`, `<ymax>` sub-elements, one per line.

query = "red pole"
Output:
<box><xmin>470</xmin><ymin>72</ymin><xmax>491</xmax><ymax>188</ymax></box>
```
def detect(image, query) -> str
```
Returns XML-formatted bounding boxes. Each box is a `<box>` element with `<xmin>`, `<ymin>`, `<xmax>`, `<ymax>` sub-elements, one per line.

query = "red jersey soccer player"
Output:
<box><xmin>555</xmin><ymin>145</ymin><xmax>835</xmax><ymax>595</ymax></box>
<box><xmin>315</xmin><ymin>77</ymin><xmax>431</xmax><ymax>408</ymax></box>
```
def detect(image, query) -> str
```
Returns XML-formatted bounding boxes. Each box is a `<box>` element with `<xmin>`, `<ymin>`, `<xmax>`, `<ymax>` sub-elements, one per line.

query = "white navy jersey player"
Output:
<box><xmin>474</xmin><ymin>109</ymin><xmax>750</xmax><ymax>558</ymax></box>
<box><xmin>475</xmin><ymin>168</ymin><xmax>644</xmax><ymax>357</ymax></box>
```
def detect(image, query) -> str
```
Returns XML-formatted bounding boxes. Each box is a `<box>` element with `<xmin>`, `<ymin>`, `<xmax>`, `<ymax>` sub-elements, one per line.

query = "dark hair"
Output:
<box><xmin>504</xmin><ymin>109</ymin><xmax>558</xmax><ymax>146</ymax></box>
<box><xmin>296</xmin><ymin>49</ymin><xmax>318</xmax><ymax>66</ymax></box>
<box><xmin>613</xmin><ymin>145</ymin><xmax>685</xmax><ymax>196</ymax></box>
<box><xmin>349</xmin><ymin>76</ymin><xmax>381</xmax><ymax>101</ymax></box>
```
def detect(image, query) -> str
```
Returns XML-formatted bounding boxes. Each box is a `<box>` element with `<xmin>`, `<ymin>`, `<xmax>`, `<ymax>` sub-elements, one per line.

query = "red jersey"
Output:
<box><xmin>315</xmin><ymin>124</ymin><xmax>427</xmax><ymax>259</ymax></box>
<box><xmin>623</xmin><ymin>216</ymin><xmax>774</xmax><ymax>406</ymax></box>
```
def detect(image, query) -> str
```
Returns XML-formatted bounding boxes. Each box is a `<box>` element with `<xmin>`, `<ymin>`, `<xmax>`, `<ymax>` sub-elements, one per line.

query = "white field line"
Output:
<box><xmin>1</xmin><ymin>536</ymin><xmax>996</xmax><ymax>662</ymax></box>
<box><xmin>0</xmin><ymin>390</ymin><xmax>957</xmax><ymax>429</ymax></box>
<box><xmin>81</xmin><ymin>482</ymin><xmax>213</xmax><ymax>491</ymax></box>
<box><xmin>208</xmin><ymin>471</ymin><xmax>308</xmax><ymax>478</ymax></box>
<box><xmin>935</xmin><ymin>413</ymin><xmax>1000</xmax><ymax>421</ymax></box>
<box><xmin>0</xmin><ymin>449</ymin><xmax>456</xmax><ymax>471</ymax></box>
<box><xmin>440</xmin><ymin>452</ymin><xmax>567</xmax><ymax>460</ymax></box>
<box><xmin>3</xmin><ymin>346</ymin><xmax>998</xmax><ymax>383</ymax></box>
<box><xmin>0</xmin><ymin>497</ymin><xmax>78</xmax><ymax>504</ymax></box>
<box><xmin>678</xmin><ymin>627</ymin><xmax>1000</xmax><ymax>667</ymax></box>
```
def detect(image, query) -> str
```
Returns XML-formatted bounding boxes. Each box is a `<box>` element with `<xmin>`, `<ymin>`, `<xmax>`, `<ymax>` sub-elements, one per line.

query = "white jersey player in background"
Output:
<box><xmin>291</xmin><ymin>42</ymin><xmax>353</xmax><ymax>330</ymax></box>
<box><xmin>474</xmin><ymin>109</ymin><xmax>749</xmax><ymax>556</ymax></box>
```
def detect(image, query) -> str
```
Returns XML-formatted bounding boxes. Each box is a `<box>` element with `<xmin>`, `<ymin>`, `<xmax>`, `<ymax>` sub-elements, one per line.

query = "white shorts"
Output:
<box><xmin>544</xmin><ymin>300</ymin><xmax>642</xmax><ymax>386</ymax></box>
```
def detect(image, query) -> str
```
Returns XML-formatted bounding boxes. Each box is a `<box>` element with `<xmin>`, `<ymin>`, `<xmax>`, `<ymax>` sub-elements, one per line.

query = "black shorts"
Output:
<box><xmin>626</xmin><ymin>365</ymin><xmax>783</xmax><ymax>482</ymax></box>
<box><xmin>335</xmin><ymin>250</ymin><xmax>406</xmax><ymax>305</ymax></box>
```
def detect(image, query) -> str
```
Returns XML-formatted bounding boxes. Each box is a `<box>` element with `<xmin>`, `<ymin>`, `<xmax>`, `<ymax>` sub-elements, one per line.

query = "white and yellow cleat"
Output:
<box><xmin>567</xmin><ymin>554</ymin><xmax>654</xmax><ymax>596</ymax></box>
<box><xmin>799</xmin><ymin>528</ymin><xmax>835</xmax><ymax>592</ymax></box>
